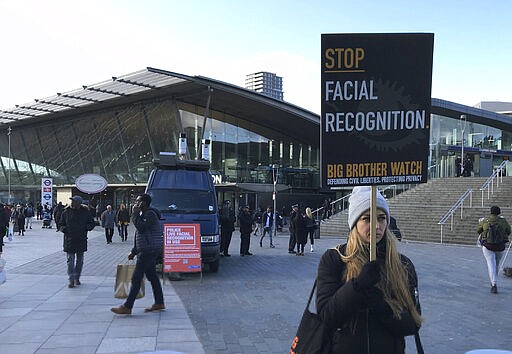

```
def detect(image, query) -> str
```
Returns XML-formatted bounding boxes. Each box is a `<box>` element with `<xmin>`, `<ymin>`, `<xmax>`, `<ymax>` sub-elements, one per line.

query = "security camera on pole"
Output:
<box><xmin>459</xmin><ymin>114</ymin><xmax>467</xmax><ymax>177</ymax></box>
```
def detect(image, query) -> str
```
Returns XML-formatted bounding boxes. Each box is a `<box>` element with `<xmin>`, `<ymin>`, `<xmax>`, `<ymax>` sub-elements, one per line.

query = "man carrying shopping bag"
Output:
<box><xmin>114</xmin><ymin>261</ymin><xmax>145</xmax><ymax>299</ymax></box>
<box><xmin>111</xmin><ymin>193</ymin><xmax>165</xmax><ymax>315</ymax></box>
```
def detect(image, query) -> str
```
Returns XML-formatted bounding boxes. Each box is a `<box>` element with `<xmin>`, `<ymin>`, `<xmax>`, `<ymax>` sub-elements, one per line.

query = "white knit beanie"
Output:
<box><xmin>347</xmin><ymin>186</ymin><xmax>390</xmax><ymax>230</ymax></box>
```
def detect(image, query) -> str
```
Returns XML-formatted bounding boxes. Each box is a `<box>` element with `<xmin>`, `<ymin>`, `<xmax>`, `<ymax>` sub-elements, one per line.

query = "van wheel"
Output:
<box><xmin>209</xmin><ymin>259</ymin><xmax>219</xmax><ymax>273</ymax></box>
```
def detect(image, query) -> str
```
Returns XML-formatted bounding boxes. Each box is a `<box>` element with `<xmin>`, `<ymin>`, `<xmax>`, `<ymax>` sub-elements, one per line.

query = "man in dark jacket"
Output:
<box><xmin>238</xmin><ymin>205</ymin><xmax>253</xmax><ymax>256</ymax></box>
<box><xmin>53</xmin><ymin>202</ymin><xmax>64</xmax><ymax>233</ymax></box>
<box><xmin>59</xmin><ymin>196</ymin><xmax>95</xmax><ymax>288</ymax></box>
<box><xmin>219</xmin><ymin>200</ymin><xmax>236</xmax><ymax>256</ymax></box>
<box><xmin>260</xmin><ymin>206</ymin><xmax>275</xmax><ymax>248</ymax></box>
<box><xmin>0</xmin><ymin>203</ymin><xmax>8</xmax><ymax>255</ymax></box>
<box><xmin>111</xmin><ymin>193</ymin><xmax>165</xmax><ymax>315</ymax></box>
<box><xmin>288</xmin><ymin>204</ymin><xmax>298</xmax><ymax>253</ymax></box>
<box><xmin>389</xmin><ymin>216</ymin><xmax>402</xmax><ymax>241</ymax></box>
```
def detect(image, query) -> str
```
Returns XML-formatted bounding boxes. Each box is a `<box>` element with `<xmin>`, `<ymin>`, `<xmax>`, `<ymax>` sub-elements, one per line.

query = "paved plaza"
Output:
<box><xmin>1</xmin><ymin>219</ymin><xmax>511</xmax><ymax>353</ymax></box>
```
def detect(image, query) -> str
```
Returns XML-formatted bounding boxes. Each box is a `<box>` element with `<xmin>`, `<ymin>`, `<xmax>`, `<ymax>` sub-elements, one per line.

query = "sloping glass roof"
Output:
<box><xmin>0</xmin><ymin>68</ymin><xmax>187</xmax><ymax>123</ymax></box>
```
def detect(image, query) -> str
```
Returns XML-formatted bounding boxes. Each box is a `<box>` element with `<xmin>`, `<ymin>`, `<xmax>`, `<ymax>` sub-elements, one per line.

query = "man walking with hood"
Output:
<box><xmin>59</xmin><ymin>196</ymin><xmax>96</xmax><ymax>288</ymax></box>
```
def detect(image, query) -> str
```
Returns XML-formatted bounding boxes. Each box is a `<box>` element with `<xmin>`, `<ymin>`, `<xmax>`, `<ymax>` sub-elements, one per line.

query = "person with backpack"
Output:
<box><xmin>477</xmin><ymin>205</ymin><xmax>511</xmax><ymax>294</ymax></box>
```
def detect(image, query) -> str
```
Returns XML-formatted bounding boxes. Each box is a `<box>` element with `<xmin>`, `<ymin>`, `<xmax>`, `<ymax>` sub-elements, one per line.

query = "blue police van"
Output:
<box><xmin>145</xmin><ymin>152</ymin><xmax>220</xmax><ymax>272</ymax></box>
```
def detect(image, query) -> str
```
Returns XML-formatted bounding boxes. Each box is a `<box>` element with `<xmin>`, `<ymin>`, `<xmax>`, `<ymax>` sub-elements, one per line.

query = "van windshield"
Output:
<box><xmin>148</xmin><ymin>189</ymin><xmax>216</xmax><ymax>214</ymax></box>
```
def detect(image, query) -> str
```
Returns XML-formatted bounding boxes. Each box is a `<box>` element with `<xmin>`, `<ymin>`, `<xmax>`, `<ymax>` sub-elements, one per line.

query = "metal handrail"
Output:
<box><xmin>314</xmin><ymin>184</ymin><xmax>419</xmax><ymax>222</ymax></box>
<box><xmin>437</xmin><ymin>188</ymin><xmax>473</xmax><ymax>243</ymax></box>
<box><xmin>312</xmin><ymin>207</ymin><xmax>322</xmax><ymax>221</ymax></box>
<box><xmin>480</xmin><ymin>160</ymin><xmax>507</xmax><ymax>207</ymax></box>
<box><xmin>313</xmin><ymin>194</ymin><xmax>351</xmax><ymax>221</ymax></box>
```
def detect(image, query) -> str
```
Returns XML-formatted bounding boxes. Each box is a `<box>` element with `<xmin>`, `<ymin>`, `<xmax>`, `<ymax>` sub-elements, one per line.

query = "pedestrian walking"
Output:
<box><xmin>477</xmin><ymin>205</ymin><xmax>511</xmax><ymax>294</ymax></box>
<box><xmin>219</xmin><ymin>200</ymin><xmax>236</xmax><ymax>256</ymax></box>
<box><xmin>101</xmin><ymin>205</ymin><xmax>116</xmax><ymax>244</ymax></box>
<box><xmin>59</xmin><ymin>196</ymin><xmax>96</xmax><ymax>288</ymax></box>
<box><xmin>259</xmin><ymin>206</ymin><xmax>275</xmax><ymax>248</ymax></box>
<box><xmin>238</xmin><ymin>205</ymin><xmax>253</xmax><ymax>256</ymax></box>
<box><xmin>53</xmin><ymin>202</ymin><xmax>65</xmax><ymax>232</ymax></box>
<box><xmin>322</xmin><ymin>198</ymin><xmax>330</xmax><ymax>220</ymax></box>
<box><xmin>293</xmin><ymin>206</ymin><xmax>307</xmax><ymax>255</ymax></box>
<box><xmin>116</xmin><ymin>203</ymin><xmax>130</xmax><ymax>242</ymax></box>
<box><xmin>316</xmin><ymin>186</ymin><xmax>422</xmax><ymax>353</ymax></box>
<box><xmin>36</xmin><ymin>202</ymin><xmax>43</xmax><ymax>220</ymax></box>
<box><xmin>12</xmin><ymin>205</ymin><xmax>26</xmax><ymax>236</ymax></box>
<box><xmin>0</xmin><ymin>203</ymin><xmax>8</xmax><ymax>256</ymax></box>
<box><xmin>111</xmin><ymin>193</ymin><xmax>165</xmax><ymax>315</ymax></box>
<box><xmin>253</xmin><ymin>207</ymin><xmax>263</xmax><ymax>236</ymax></box>
<box><xmin>288</xmin><ymin>204</ymin><xmax>298</xmax><ymax>254</ymax></box>
<box><xmin>25</xmin><ymin>203</ymin><xmax>34</xmax><ymax>229</ymax></box>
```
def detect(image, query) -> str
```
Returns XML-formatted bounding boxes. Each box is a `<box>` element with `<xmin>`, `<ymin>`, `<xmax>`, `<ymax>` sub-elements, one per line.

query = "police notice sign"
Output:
<box><xmin>321</xmin><ymin>33</ymin><xmax>434</xmax><ymax>187</ymax></box>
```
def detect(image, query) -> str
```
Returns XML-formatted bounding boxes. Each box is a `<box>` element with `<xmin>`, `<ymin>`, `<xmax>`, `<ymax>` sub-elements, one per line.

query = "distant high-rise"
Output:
<box><xmin>245</xmin><ymin>72</ymin><xmax>283</xmax><ymax>100</ymax></box>
<box><xmin>474</xmin><ymin>101</ymin><xmax>512</xmax><ymax>116</ymax></box>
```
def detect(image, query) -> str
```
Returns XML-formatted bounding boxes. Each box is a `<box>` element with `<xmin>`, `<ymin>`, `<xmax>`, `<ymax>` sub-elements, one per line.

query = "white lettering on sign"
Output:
<box><xmin>324</xmin><ymin>110</ymin><xmax>425</xmax><ymax>132</ymax></box>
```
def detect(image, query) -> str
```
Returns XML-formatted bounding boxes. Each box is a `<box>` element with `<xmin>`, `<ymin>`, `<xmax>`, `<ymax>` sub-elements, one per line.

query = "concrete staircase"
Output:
<box><xmin>320</xmin><ymin>176</ymin><xmax>512</xmax><ymax>245</ymax></box>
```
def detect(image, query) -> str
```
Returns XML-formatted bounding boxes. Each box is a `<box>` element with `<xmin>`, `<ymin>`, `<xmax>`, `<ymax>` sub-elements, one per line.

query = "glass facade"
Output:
<box><xmin>181</xmin><ymin>108</ymin><xmax>319</xmax><ymax>186</ymax></box>
<box><xmin>0</xmin><ymin>97</ymin><xmax>319</xmax><ymax>204</ymax></box>
<box><xmin>429</xmin><ymin>113</ymin><xmax>512</xmax><ymax>178</ymax></box>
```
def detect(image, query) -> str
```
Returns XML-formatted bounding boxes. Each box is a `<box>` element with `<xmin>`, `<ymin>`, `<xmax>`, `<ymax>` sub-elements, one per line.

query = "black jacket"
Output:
<box><xmin>131</xmin><ymin>207</ymin><xmax>163</xmax><ymax>254</ymax></box>
<box><xmin>316</xmin><ymin>244</ymin><xmax>420</xmax><ymax>354</ymax></box>
<box><xmin>389</xmin><ymin>216</ymin><xmax>402</xmax><ymax>241</ymax></box>
<box><xmin>292</xmin><ymin>212</ymin><xmax>308</xmax><ymax>244</ymax></box>
<box><xmin>238</xmin><ymin>210</ymin><xmax>253</xmax><ymax>234</ymax></box>
<box><xmin>220</xmin><ymin>206</ymin><xmax>236</xmax><ymax>232</ymax></box>
<box><xmin>60</xmin><ymin>205</ymin><xmax>95</xmax><ymax>253</ymax></box>
<box><xmin>0</xmin><ymin>206</ymin><xmax>7</xmax><ymax>231</ymax></box>
<box><xmin>262</xmin><ymin>211</ymin><xmax>273</xmax><ymax>228</ymax></box>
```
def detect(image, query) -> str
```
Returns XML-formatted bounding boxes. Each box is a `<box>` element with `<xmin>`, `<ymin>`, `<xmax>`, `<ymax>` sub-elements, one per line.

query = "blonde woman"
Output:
<box><xmin>116</xmin><ymin>203</ymin><xmax>130</xmax><ymax>242</ymax></box>
<box><xmin>316</xmin><ymin>186</ymin><xmax>422</xmax><ymax>354</ymax></box>
<box><xmin>305</xmin><ymin>207</ymin><xmax>317</xmax><ymax>252</ymax></box>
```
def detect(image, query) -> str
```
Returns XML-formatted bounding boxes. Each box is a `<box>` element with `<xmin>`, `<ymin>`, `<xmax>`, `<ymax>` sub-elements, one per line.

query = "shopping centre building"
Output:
<box><xmin>1</xmin><ymin>67</ymin><xmax>511</xmax><ymax>210</ymax></box>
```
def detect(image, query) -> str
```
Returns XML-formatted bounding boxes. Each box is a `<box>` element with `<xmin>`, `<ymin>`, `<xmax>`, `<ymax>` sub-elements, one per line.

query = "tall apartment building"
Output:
<box><xmin>245</xmin><ymin>72</ymin><xmax>283</xmax><ymax>100</ymax></box>
<box><xmin>474</xmin><ymin>101</ymin><xmax>512</xmax><ymax>116</ymax></box>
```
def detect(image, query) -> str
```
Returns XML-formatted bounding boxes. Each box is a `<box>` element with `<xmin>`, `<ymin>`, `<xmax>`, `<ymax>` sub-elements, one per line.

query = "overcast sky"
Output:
<box><xmin>1</xmin><ymin>0</ymin><xmax>510</xmax><ymax>115</ymax></box>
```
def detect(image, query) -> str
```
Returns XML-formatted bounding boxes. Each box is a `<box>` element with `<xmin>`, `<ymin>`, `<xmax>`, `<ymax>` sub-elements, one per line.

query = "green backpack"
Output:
<box><xmin>486</xmin><ymin>222</ymin><xmax>505</xmax><ymax>244</ymax></box>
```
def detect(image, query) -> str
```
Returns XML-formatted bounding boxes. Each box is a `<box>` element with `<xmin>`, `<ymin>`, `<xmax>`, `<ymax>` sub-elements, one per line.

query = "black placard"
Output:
<box><xmin>321</xmin><ymin>33</ymin><xmax>434</xmax><ymax>187</ymax></box>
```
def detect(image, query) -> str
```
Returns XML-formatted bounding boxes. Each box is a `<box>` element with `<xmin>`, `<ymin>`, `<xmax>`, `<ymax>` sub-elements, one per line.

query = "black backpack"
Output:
<box><xmin>486</xmin><ymin>222</ymin><xmax>505</xmax><ymax>244</ymax></box>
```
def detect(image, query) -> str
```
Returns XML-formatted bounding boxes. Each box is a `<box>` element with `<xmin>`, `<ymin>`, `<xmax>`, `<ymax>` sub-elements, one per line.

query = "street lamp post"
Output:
<box><xmin>459</xmin><ymin>115</ymin><xmax>467</xmax><ymax>177</ymax></box>
<box><xmin>272</xmin><ymin>164</ymin><xmax>278</xmax><ymax>237</ymax></box>
<box><xmin>7</xmin><ymin>126</ymin><xmax>12</xmax><ymax>204</ymax></box>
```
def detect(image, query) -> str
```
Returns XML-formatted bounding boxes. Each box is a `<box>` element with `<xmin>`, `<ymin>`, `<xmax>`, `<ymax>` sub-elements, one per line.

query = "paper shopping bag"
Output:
<box><xmin>114</xmin><ymin>264</ymin><xmax>145</xmax><ymax>299</ymax></box>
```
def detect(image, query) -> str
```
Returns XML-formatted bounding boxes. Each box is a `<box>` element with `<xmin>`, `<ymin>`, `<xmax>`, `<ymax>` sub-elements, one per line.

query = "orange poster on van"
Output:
<box><xmin>163</xmin><ymin>224</ymin><xmax>202</xmax><ymax>273</ymax></box>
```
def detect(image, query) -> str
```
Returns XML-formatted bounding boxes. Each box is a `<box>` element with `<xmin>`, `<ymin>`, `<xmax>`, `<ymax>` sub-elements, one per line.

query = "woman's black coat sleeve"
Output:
<box><xmin>316</xmin><ymin>248</ymin><xmax>366</xmax><ymax>329</ymax></box>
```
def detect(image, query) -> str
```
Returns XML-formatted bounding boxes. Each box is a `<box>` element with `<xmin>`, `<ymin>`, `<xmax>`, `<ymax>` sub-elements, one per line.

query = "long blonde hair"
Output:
<box><xmin>339</xmin><ymin>228</ymin><xmax>422</xmax><ymax>326</ymax></box>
